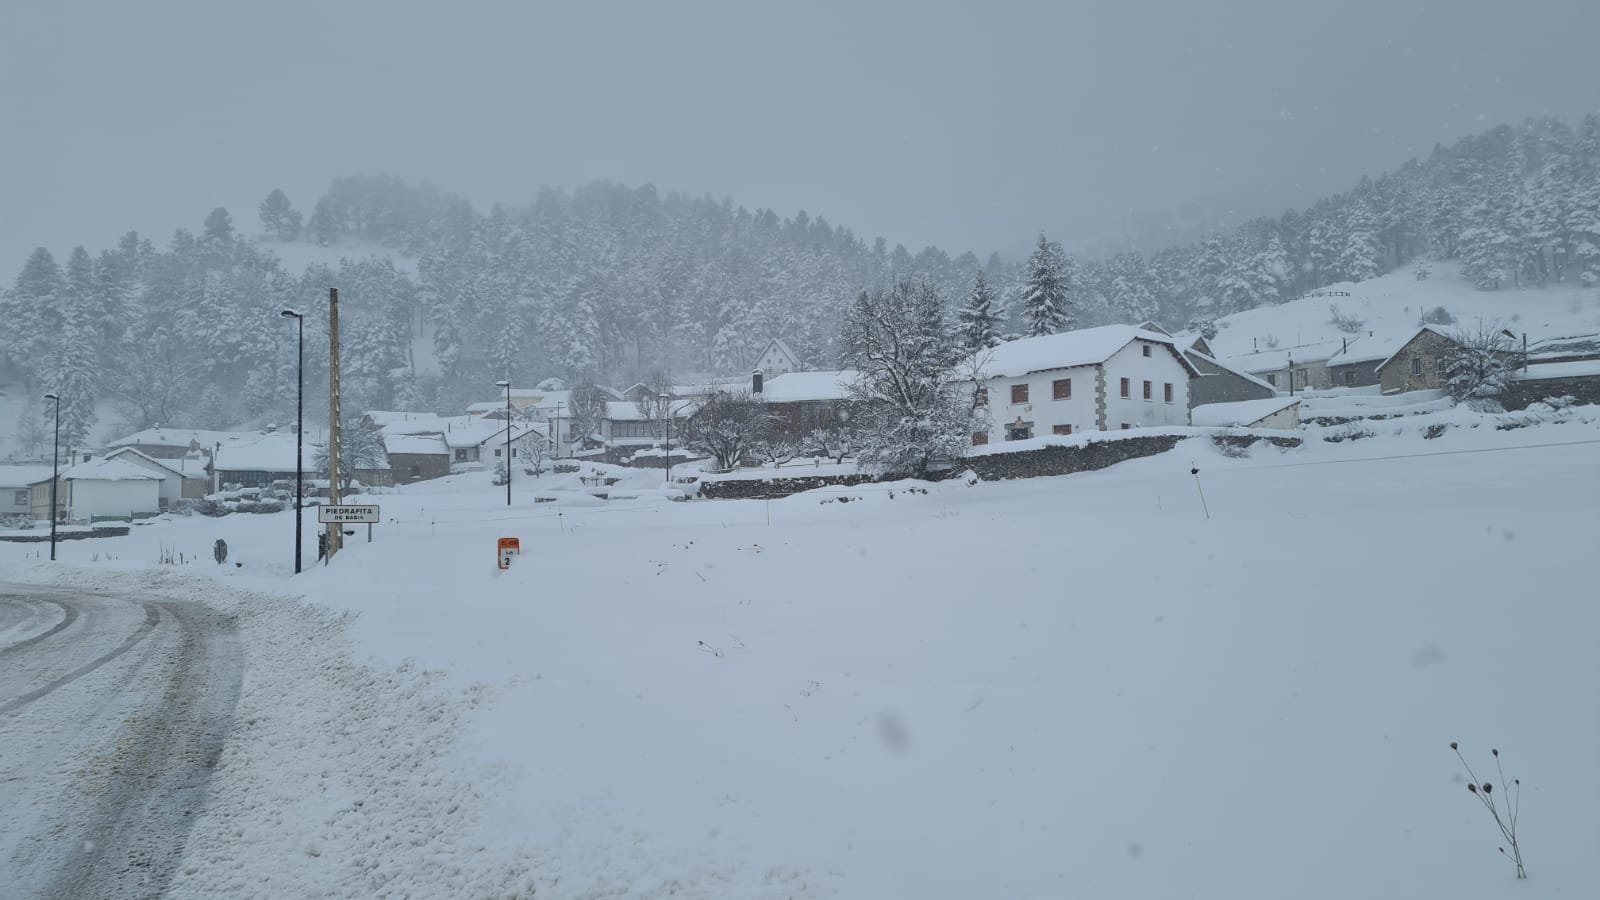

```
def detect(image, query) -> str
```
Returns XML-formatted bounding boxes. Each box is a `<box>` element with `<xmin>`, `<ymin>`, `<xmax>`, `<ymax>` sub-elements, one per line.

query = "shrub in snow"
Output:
<box><xmin>1327</xmin><ymin>303</ymin><xmax>1365</xmax><ymax>334</ymax></box>
<box><xmin>1443</xmin><ymin>323</ymin><xmax>1522</xmax><ymax>404</ymax></box>
<box><xmin>1414</xmin><ymin>258</ymin><xmax>1433</xmax><ymax>281</ymax></box>
<box><xmin>1450</xmin><ymin>742</ymin><xmax>1527</xmax><ymax>879</ymax></box>
<box><xmin>1419</xmin><ymin>305</ymin><xmax>1454</xmax><ymax>326</ymax></box>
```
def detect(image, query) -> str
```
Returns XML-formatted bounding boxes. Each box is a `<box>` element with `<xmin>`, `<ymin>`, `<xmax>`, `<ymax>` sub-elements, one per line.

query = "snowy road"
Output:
<box><xmin>0</xmin><ymin>583</ymin><xmax>241</xmax><ymax>900</ymax></box>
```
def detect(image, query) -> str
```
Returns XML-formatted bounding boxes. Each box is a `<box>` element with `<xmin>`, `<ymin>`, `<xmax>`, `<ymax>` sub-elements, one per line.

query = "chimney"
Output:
<box><xmin>1342</xmin><ymin>337</ymin><xmax>1347</xmax><ymax>354</ymax></box>
<box><xmin>752</xmin><ymin>368</ymin><xmax>764</xmax><ymax>395</ymax></box>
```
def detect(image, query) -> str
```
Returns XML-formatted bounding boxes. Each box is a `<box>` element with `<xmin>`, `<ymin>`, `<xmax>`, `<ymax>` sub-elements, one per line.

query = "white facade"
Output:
<box><xmin>754</xmin><ymin>339</ymin><xmax>802</xmax><ymax>377</ymax></box>
<box><xmin>67</xmin><ymin>478</ymin><xmax>161</xmax><ymax>520</ymax></box>
<box><xmin>973</xmin><ymin>332</ymin><xmax>1194</xmax><ymax>443</ymax></box>
<box><xmin>103</xmin><ymin>448</ymin><xmax>188</xmax><ymax>508</ymax></box>
<box><xmin>0</xmin><ymin>466</ymin><xmax>52</xmax><ymax>516</ymax></box>
<box><xmin>1099</xmin><ymin>340</ymin><xmax>1193</xmax><ymax>430</ymax></box>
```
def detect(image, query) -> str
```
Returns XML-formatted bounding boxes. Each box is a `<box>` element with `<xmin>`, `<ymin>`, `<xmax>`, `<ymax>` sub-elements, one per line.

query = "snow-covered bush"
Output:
<box><xmin>1419</xmin><ymin>305</ymin><xmax>1454</xmax><ymax>326</ymax></box>
<box><xmin>1442</xmin><ymin>323</ymin><xmax>1521</xmax><ymax>404</ymax></box>
<box><xmin>1328</xmin><ymin>303</ymin><xmax>1365</xmax><ymax>334</ymax></box>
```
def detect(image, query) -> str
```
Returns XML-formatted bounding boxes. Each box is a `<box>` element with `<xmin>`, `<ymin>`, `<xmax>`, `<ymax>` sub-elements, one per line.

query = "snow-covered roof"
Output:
<box><xmin>441</xmin><ymin>418</ymin><xmax>540</xmax><ymax>449</ymax></box>
<box><xmin>62</xmin><ymin>457</ymin><xmax>164</xmax><ymax>481</ymax></box>
<box><xmin>1192</xmin><ymin>397</ymin><xmax>1301</xmax><ymax>428</ymax></box>
<box><xmin>1186</xmin><ymin>351</ymin><xmax>1278</xmax><ymax>392</ymax></box>
<box><xmin>1527</xmin><ymin>332</ymin><xmax>1600</xmax><ymax>362</ymax></box>
<box><xmin>972</xmin><ymin>325</ymin><xmax>1197</xmax><ymax>379</ymax></box>
<box><xmin>365</xmin><ymin>411</ymin><xmax>449</xmax><ymax>434</ymax></box>
<box><xmin>383</xmin><ymin>433</ymin><xmax>449</xmax><ymax>456</ymax></box>
<box><xmin>1513</xmin><ymin>359</ymin><xmax>1600</xmax><ymax>381</ymax></box>
<box><xmin>1374</xmin><ymin>326</ymin><xmax>1456</xmax><ymax>373</ymax></box>
<box><xmin>756</xmin><ymin>337</ymin><xmax>801</xmax><ymax>364</ymax></box>
<box><xmin>1220</xmin><ymin>338</ymin><xmax>1347</xmax><ymax>374</ymax></box>
<box><xmin>604</xmin><ymin>400</ymin><xmax>697</xmax><ymax>421</ymax></box>
<box><xmin>754</xmin><ymin>370</ymin><xmax>858</xmax><ymax>402</ymax></box>
<box><xmin>0</xmin><ymin>464</ymin><xmax>54</xmax><ymax>487</ymax></box>
<box><xmin>212</xmin><ymin>434</ymin><xmax>305</xmax><ymax>472</ymax></box>
<box><xmin>108</xmin><ymin>428</ymin><xmax>259</xmax><ymax>450</ymax></box>
<box><xmin>103</xmin><ymin>446</ymin><xmax>198</xmax><ymax>479</ymax></box>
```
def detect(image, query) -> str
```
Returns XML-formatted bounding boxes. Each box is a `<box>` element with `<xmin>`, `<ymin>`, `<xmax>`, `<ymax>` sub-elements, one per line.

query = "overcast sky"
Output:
<box><xmin>4</xmin><ymin>0</ymin><xmax>1597</xmax><ymax>271</ymax></box>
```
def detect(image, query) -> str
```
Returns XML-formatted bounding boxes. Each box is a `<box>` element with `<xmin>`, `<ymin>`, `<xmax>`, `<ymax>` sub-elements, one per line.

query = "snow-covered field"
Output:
<box><xmin>4</xmin><ymin>402</ymin><xmax>1598</xmax><ymax>899</ymax></box>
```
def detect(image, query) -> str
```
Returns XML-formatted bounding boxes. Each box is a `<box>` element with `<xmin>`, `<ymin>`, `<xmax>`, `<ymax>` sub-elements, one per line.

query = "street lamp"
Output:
<box><xmin>42</xmin><ymin>392</ymin><xmax>60</xmax><ymax>561</ymax></box>
<box><xmin>495</xmin><ymin>380</ymin><xmax>512</xmax><ymax>506</ymax></box>
<box><xmin>280</xmin><ymin>309</ymin><xmax>305</xmax><ymax>574</ymax></box>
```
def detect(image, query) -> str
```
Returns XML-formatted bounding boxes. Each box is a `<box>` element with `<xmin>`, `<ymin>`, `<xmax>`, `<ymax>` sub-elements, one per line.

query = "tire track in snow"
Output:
<box><xmin>0</xmin><ymin>603</ymin><xmax>159</xmax><ymax>715</ymax></box>
<box><xmin>0</xmin><ymin>596</ymin><xmax>76</xmax><ymax>652</ymax></box>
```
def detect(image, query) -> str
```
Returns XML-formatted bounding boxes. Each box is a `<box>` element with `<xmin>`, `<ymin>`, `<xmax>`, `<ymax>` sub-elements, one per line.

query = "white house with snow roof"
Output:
<box><xmin>61</xmin><ymin>457</ymin><xmax>163</xmax><ymax>521</ymax></box>
<box><xmin>966</xmin><ymin>325</ymin><xmax>1199</xmax><ymax>443</ymax></box>
<box><xmin>754</xmin><ymin>338</ymin><xmax>803</xmax><ymax>377</ymax></box>
<box><xmin>103</xmin><ymin>446</ymin><xmax>210</xmax><ymax>507</ymax></box>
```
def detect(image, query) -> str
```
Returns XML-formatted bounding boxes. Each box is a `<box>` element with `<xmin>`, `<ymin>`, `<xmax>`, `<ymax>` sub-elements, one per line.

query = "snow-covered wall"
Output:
<box><xmin>67</xmin><ymin>479</ymin><xmax>160</xmax><ymax>520</ymax></box>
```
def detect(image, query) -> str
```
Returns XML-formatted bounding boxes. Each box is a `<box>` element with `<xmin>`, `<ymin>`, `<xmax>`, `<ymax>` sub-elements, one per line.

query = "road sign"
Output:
<box><xmin>318</xmin><ymin>504</ymin><xmax>380</xmax><ymax>524</ymax></box>
<box><xmin>498</xmin><ymin>537</ymin><xmax>520</xmax><ymax>570</ymax></box>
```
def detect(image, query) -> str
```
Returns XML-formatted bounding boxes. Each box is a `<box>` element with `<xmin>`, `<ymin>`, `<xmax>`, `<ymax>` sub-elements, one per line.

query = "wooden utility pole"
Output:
<box><xmin>326</xmin><ymin>287</ymin><xmax>344</xmax><ymax>561</ymax></box>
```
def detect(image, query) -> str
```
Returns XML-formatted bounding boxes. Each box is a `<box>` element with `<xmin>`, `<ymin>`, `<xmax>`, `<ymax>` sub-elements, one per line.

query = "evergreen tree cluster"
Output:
<box><xmin>2</xmin><ymin>114</ymin><xmax>1596</xmax><ymax>445</ymax></box>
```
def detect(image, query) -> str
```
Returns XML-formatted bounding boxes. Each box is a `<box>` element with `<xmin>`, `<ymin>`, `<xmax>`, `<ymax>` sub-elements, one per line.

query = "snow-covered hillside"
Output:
<box><xmin>4</xmin><ymin>404</ymin><xmax>1597</xmax><ymax>899</ymax></box>
<box><xmin>1198</xmin><ymin>261</ymin><xmax>1600</xmax><ymax>368</ymax></box>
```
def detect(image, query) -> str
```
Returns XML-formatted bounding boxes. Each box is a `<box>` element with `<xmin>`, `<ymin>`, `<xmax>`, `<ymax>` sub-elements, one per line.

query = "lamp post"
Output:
<box><xmin>280</xmin><ymin>309</ymin><xmax>305</xmax><ymax>573</ymax></box>
<box><xmin>495</xmin><ymin>380</ymin><xmax>512</xmax><ymax>506</ymax></box>
<box><xmin>43</xmin><ymin>392</ymin><xmax>60</xmax><ymax>561</ymax></box>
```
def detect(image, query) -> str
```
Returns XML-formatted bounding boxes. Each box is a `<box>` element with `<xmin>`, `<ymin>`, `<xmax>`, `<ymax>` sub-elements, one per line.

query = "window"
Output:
<box><xmin>454</xmin><ymin>449</ymin><xmax>467</xmax><ymax>462</ymax></box>
<box><xmin>1411</xmin><ymin>357</ymin><xmax>1423</xmax><ymax>376</ymax></box>
<box><xmin>1120</xmin><ymin>377</ymin><xmax>1130</xmax><ymax>398</ymax></box>
<box><xmin>1052</xmin><ymin>378</ymin><xmax>1072</xmax><ymax>400</ymax></box>
<box><xmin>511</xmin><ymin>447</ymin><xmax>517</xmax><ymax>457</ymax></box>
<box><xmin>494</xmin><ymin>448</ymin><xmax>502</xmax><ymax>457</ymax></box>
<box><xmin>1142</xmin><ymin>344</ymin><xmax>1152</xmax><ymax>357</ymax></box>
<box><xmin>408</xmin><ymin>465</ymin><xmax>420</xmax><ymax>478</ymax></box>
<box><xmin>1266</xmin><ymin>372</ymin><xmax>1278</xmax><ymax>386</ymax></box>
<box><xmin>972</xmin><ymin>431</ymin><xmax>989</xmax><ymax>446</ymax></box>
<box><xmin>1010</xmin><ymin>383</ymin><xmax>1029</xmax><ymax>404</ymax></box>
<box><xmin>1343</xmin><ymin>369</ymin><xmax>1357</xmax><ymax>385</ymax></box>
<box><xmin>13</xmin><ymin>490</ymin><xmax>24</xmax><ymax>506</ymax></box>
<box><xmin>1142</xmin><ymin>380</ymin><xmax>1152</xmax><ymax>400</ymax></box>
<box><xmin>1121</xmin><ymin>423</ymin><xmax>1132</xmax><ymax>430</ymax></box>
<box><xmin>975</xmin><ymin>386</ymin><xmax>988</xmax><ymax>406</ymax></box>
<box><xmin>1052</xmin><ymin>424</ymin><xmax>1073</xmax><ymax>435</ymax></box>
<box><xmin>1163</xmin><ymin>383</ymin><xmax>1174</xmax><ymax>403</ymax></box>
<box><xmin>1005</xmin><ymin>421</ymin><xmax>1033</xmax><ymax>441</ymax></box>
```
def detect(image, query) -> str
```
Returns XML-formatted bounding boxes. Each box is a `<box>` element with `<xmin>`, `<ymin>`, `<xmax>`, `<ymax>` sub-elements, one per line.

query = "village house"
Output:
<box><xmin>1183</xmin><ymin>349</ymin><xmax>1278</xmax><ymax>409</ymax></box>
<box><xmin>58</xmin><ymin>457</ymin><xmax>163</xmax><ymax>522</ymax></box>
<box><xmin>1220</xmin><ymin>338</ymin><xmax>1344</xmax><ymax>393</ymax></box>
<box><xmin>102</xmin><ymin>446</ymin><xmax>210</xmax><ymax>507</ymax></box>
<box><xmin>0</xmin><ymin>465</ymin><xmax>52</xmax><ymax>521</ymax></box>
<box><xmin>968</xmin><ymin>324</ymin><xmax>1199</xmax><ymax>443</ymax></box>
<box><xmin>1374</xmin><ymin>326</ymin><xmax>1463</xmax><ymax>394</ymax></box>
<box><xmin>750</xmin><ymin>369</ymin><xmax>856</xmax><ymax>437</ymax></box>
<box><xmin>752</xmin><ymin>338</ymin><xmax>803</xmax><ymax>378</ymax></box>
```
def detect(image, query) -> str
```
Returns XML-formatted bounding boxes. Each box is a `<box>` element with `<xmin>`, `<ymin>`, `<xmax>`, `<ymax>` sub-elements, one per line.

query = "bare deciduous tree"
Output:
<box><xmin>679</xmin><ymin>389</ymin><xmax>774</xmax><ymax>471</ymax></box>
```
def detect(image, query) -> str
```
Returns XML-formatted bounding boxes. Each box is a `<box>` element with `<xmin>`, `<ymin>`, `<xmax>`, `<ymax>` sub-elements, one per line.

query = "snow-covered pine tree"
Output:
<box><xmin>2</xmin><ymin>247</ymin><xmax>64</xmax><ymax>372</ymax></box>
<box><xmin>1020</xmin><ymin>233</ymin><xmax>1072</xmax><ymax>336</ymax></box>
<box><xmin>259</xmin><ymin>188</ymin><xmax>303</xmax><ymax>241</ymax></box>
<box><xmin>956</xmin><ymin>270</ymin><xmax>1004</xmax><ymax>352</ymax></box>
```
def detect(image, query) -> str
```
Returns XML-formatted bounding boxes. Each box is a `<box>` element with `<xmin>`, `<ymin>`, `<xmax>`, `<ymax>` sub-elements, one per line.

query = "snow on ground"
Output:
<box><xmin>1201</xmin><ymin>261</ymin><xmax>1600</xmax><ymax>366</ymax></box>
<box><xmin>3</xmin><ymin>405</ymin><xmax>1600</xmax><ymax>899</ymax></box>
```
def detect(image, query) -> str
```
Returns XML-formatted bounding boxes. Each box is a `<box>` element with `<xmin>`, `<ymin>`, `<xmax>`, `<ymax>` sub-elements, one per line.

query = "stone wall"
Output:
<box><xmin>697</xmin><ymin>473</ymin><xmax>879</xmax><ymax>500</ymax></box>
<box><xmin>0</xmin><ymin>526</ymin><xmax>131</xmax><ymax>543</ymax></box>
<box><xmin>1502</xmin><ymin>376</ymin><xmax>1600</xmax><ymax>410</ymax></box>
<box><xmin>1211</xmin><ymin>433</ymin><xmax>1304</xmax><ymax>451</ymax></box>
<box><xmin>963</xmin><ymin>433</ymin><xmax>1189</xmax><ymax>481</ymax></box>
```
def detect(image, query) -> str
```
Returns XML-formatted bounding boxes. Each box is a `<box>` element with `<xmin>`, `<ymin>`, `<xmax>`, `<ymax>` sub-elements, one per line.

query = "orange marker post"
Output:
<box><xmin>498</xmin><ymin>537</ymin><xmax>521</xmax><ymax>570</ymax></box>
